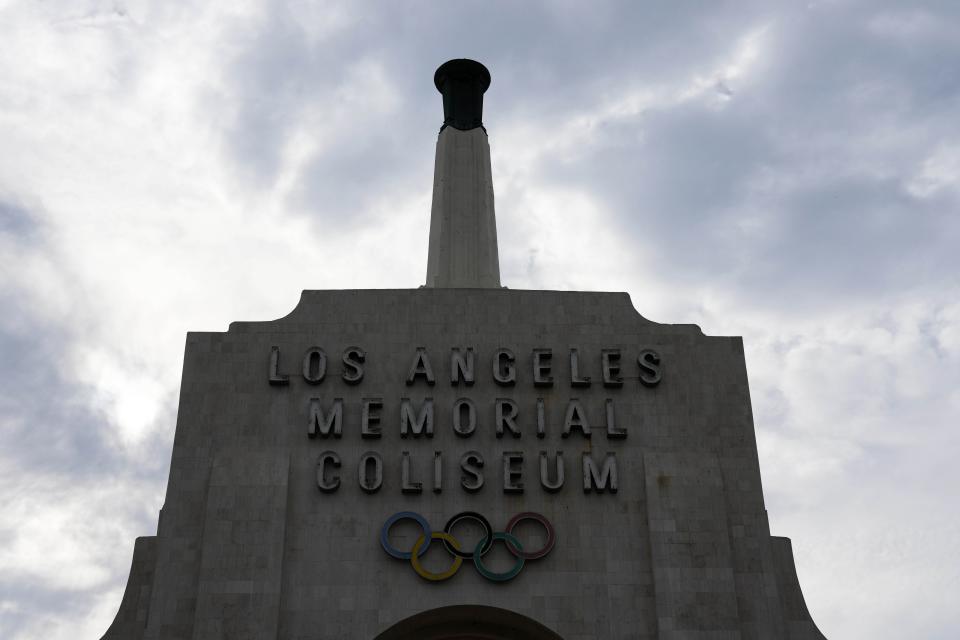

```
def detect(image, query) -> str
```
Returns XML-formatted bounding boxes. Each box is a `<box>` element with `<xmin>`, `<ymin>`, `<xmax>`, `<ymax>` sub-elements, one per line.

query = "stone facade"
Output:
<box><xmin>102</xmin><ymin>289</ymin><xmax>826</xmax><ymax>639</ymax></box>
<box><xmin>102</xmin><ymin>58</ymin><xmax>826</xmax><ymax>639</ymax></box>
<box><xmin>424</xmin><ymin>126</ymin><xmax>501</xmax><ymax>289</ymax></box>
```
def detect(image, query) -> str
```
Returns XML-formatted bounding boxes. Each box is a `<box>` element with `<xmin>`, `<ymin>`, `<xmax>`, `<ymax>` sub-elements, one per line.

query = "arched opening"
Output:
<box><xmin>374</xmin><ymin>604</ymin><xmax>564</xmax><ymax>640</ymax></box>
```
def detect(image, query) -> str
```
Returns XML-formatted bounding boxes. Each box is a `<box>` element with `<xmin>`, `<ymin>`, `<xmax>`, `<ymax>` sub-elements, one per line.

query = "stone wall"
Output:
<box><xmin>103</xmin><ymin>288</ymin><xmax>826</xmax><ymax>639</ymax></box>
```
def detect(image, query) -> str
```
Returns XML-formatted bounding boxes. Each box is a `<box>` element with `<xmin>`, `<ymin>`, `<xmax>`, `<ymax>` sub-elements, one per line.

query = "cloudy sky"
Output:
<box><xmin>1</xmin><ymin>0</ymin><xmax>958</xmax><ymax>638</ymax></box>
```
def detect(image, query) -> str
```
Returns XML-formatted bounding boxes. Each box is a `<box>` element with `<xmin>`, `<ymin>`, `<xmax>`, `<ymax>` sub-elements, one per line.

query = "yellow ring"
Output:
<box><xmin>410</xmin><ymin>532</ymin><xmax>464</xmax><ymax>581</ymax></box>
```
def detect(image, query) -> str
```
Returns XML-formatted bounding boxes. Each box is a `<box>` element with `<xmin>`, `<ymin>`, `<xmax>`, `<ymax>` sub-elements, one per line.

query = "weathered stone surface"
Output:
<box><xmin>102</xmin><ymin>536</ymin><xmax>157</xmax><ymax>639</ymax></box>
<box><xmin>102</xmin><ymin>288</ymin><xmax>826</xmax><ymax>639</ymax></box>
<box><xmin>424</xmin><ymin>127</ymin><xmax>501</xmax><ymax>288</ymax></box>
<box><xmin>101</xmin><ymin>58</ymin><xmax>826</xmax><ymax>640</ymax></box>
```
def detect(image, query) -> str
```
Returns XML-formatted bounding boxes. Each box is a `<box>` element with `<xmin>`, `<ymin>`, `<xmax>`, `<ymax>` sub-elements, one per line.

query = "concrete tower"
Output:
<box><xmin>101</xmin><ymin>59</ymin><xmax>828</xmax><ymax>640</ymax></box>
<box><xmin>425</xmin><ymin>59</ymin><xmax>501</xmax><ymax>288</ymax></box>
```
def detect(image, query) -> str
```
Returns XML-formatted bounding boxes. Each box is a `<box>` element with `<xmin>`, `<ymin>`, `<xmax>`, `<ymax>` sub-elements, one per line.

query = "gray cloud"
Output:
<box><xmin>1</xmin><ymin>1</ymin><xmax>958</xmax><ymax>638</ymax></box>
<box><xmin>513</xmin><ymin>1</ymin><xmax>960</xmax><ymax>313</ymax></box>
<box><xmin>0</xmin><ymin>200</ymin><xmax>167</xmax><ymax>637</ymax></box>
<box><xmin>0</xmin><ymin>201</ymin><xmax>39</xmax><ymax>238</ymax></box>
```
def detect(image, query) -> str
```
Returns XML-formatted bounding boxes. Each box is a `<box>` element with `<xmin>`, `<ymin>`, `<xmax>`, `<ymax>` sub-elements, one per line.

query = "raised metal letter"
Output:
<box><xmin>562</xmin><ymin>399</ymin><xmax>591</xmax><ymax>438</ymax></box>
<box><xmin>602</xmin><ymin>349</ymin><xmax>623</xmax><ymax>387</ymax></box>
<box><xmin>495</xmin><ymin>398</ymin><xmax>520</xmax><ymax>438</ymax></box>
<box><xmin>638</xmin><ymin>349</ymin><xmax>662</xmax><ymax>387</ymax></box>
<box><xmin>361</xmin><ymin>397</ymin><xmax>383</xmax><ymax>439</ymax></box>
<box><xmin>451</xmin><ymin>347</ymin><xmax>475</xmax><ymax>386</ymax></box>
<box><xmin>502</xmin><ymin>451</ymin><xmax>524</xmax><ymax>494</ymax></box>
<box><xmin>358</xmin><ymin>451</ymin><xmax>383</xmax><ymax>493</ymax></box>
<box><xmin>536</xmin><ymin>398</ymin><xmax>546</xmax><ymax>439</ymax></box>
<box><xmin>401</xmin><ymin>451</ymin><xmax>422</xmax><ymax>494</ymax></box>
<box><xmin>406</xmin><ymin>347</ymin><xmax>436</xmax><ymax>386</ymax></box>
<box><xmin>302</xmin><ymin>347</ymin><xmax>327</xmax><ymax>384</ymax></box>
<box><xmin>342</xmin><ymin>346</ymin><xmax>365</xmax><ymax>385</ymax></box>
<box><xmin>316</xmin><ymin>451</ymin><xmax>341</xmax><ymax>493</ymax></box>
<box><xmin>570</xmin><ymin>348</ymin><xmax>591</xmax><ymax>387</ymax></box>
<box><xmin>493</xmin><ymin>348</ymin><xmax>516</xmax><ymax>386</ymax></box>
<box><xmin>582</xmin><ymin>452</ymin><xmax>618</xmax><ymax>493</ymax></box>
<box><xmin>532</xmin><ymin>348</ymin><xmax>554</xmax><ymax>387</ymax></box>
<box><xmin>539</xmin><ymin>451</ymin><xmax>564</xmax><ymax>492</ymax></box>
<box><xmin>452</xmin><ymin>397</ymin><xmax>477</xmax><ymax>437</ymax></box>
<box><xmin>605</xmin><ymin>398</ymin><xmax>626</xmax><ymax>439</ymax></box>
<box><xmin>400</xmin><ymin>398</ymin><xmax>434</xmax><ymax>438</ymax></box>
<box><xmin>268</xmin><ymin>346</ymin><xmax>289</xmax><ymax>386</ymax></box>
<box><xmin>460</xmin><ymin>451</ymin><xmax>484</xmax><ymax>492</ymax></box>
<box><xmin>308</xmin><ymin>397</ymin><xmax>343</xmax><ymax>438</ymax></box>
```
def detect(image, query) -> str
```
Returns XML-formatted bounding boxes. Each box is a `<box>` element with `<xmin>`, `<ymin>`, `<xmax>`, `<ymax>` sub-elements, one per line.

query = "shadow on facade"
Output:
<box><xmin>374</xmin><ymin>604</ymin><xmax>564</xmax><ymax>640</ymax></box>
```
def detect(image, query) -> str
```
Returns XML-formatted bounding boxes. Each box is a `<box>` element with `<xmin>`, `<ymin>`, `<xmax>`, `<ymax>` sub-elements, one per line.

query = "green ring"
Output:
<box><xmin>473</xmin><ymin>532</ymin><xmax>525</xmax><ymax>582</ymax></box>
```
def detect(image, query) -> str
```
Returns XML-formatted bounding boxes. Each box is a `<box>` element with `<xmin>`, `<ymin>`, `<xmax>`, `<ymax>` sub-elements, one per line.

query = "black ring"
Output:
<box><xmin>443</xmin><ymin>511</ymin><xmax>493</xmax><ymax>558</ymax></box>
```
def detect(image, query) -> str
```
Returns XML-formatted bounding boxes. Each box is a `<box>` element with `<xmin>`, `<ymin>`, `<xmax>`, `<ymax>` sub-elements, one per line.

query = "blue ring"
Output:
<box><xmin>380</xmin><ymin>511</ymin><xmax>431</xmax><ymax>559</ymax></box>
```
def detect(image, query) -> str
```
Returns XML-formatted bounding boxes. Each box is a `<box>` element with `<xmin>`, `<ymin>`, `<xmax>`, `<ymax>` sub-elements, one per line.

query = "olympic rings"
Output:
<box><xmin>380</xmin><ymin>511</ymin><xmax>431</xmax><ymax>559</ymax></box>
<box><xmin>473</xmin><ymin>532</ymin><xmax>524</xmax><ymax>582</ymax></box>
<box><xmin>443</xmin><ymin>511</ymin><xmax>493</xmax><ymax>558</ymax></box>
<box><xmin>505</xmin><ymin>512</ymin><xmax>556</xmax><ymax>560</ymax></box>
<box><xmin>380</xmin><ymin>511</ymin><xmax>555</xmax><ymax>582</ymax></box>
<box><xmin>411</xmin><ymin>532</ymin><xmax>463</xmax><ymax>581</ymax></box>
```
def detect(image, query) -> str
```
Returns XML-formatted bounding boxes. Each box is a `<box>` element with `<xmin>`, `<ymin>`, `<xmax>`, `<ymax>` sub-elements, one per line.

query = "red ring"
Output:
<box><xmin>504</xmin><ymin>512</ymin><xmax>556</xmax><ymax>559</ymax></box>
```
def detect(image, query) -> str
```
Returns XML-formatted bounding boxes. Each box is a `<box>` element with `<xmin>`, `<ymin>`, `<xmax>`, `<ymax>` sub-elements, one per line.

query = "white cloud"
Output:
<box><xmin>1</xmin><ymin>1</ymin><xmax>958</xmax><ymax>639</ymax></box>
<box><xmin>907</xmin><ymin>144</ymin><xmax>960</xmax><ymax>198</ymax></box>
<box><xmin>0</xmin><ymin>461</ymin><xmax>160</xmax><ymax>606</ymax></box>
